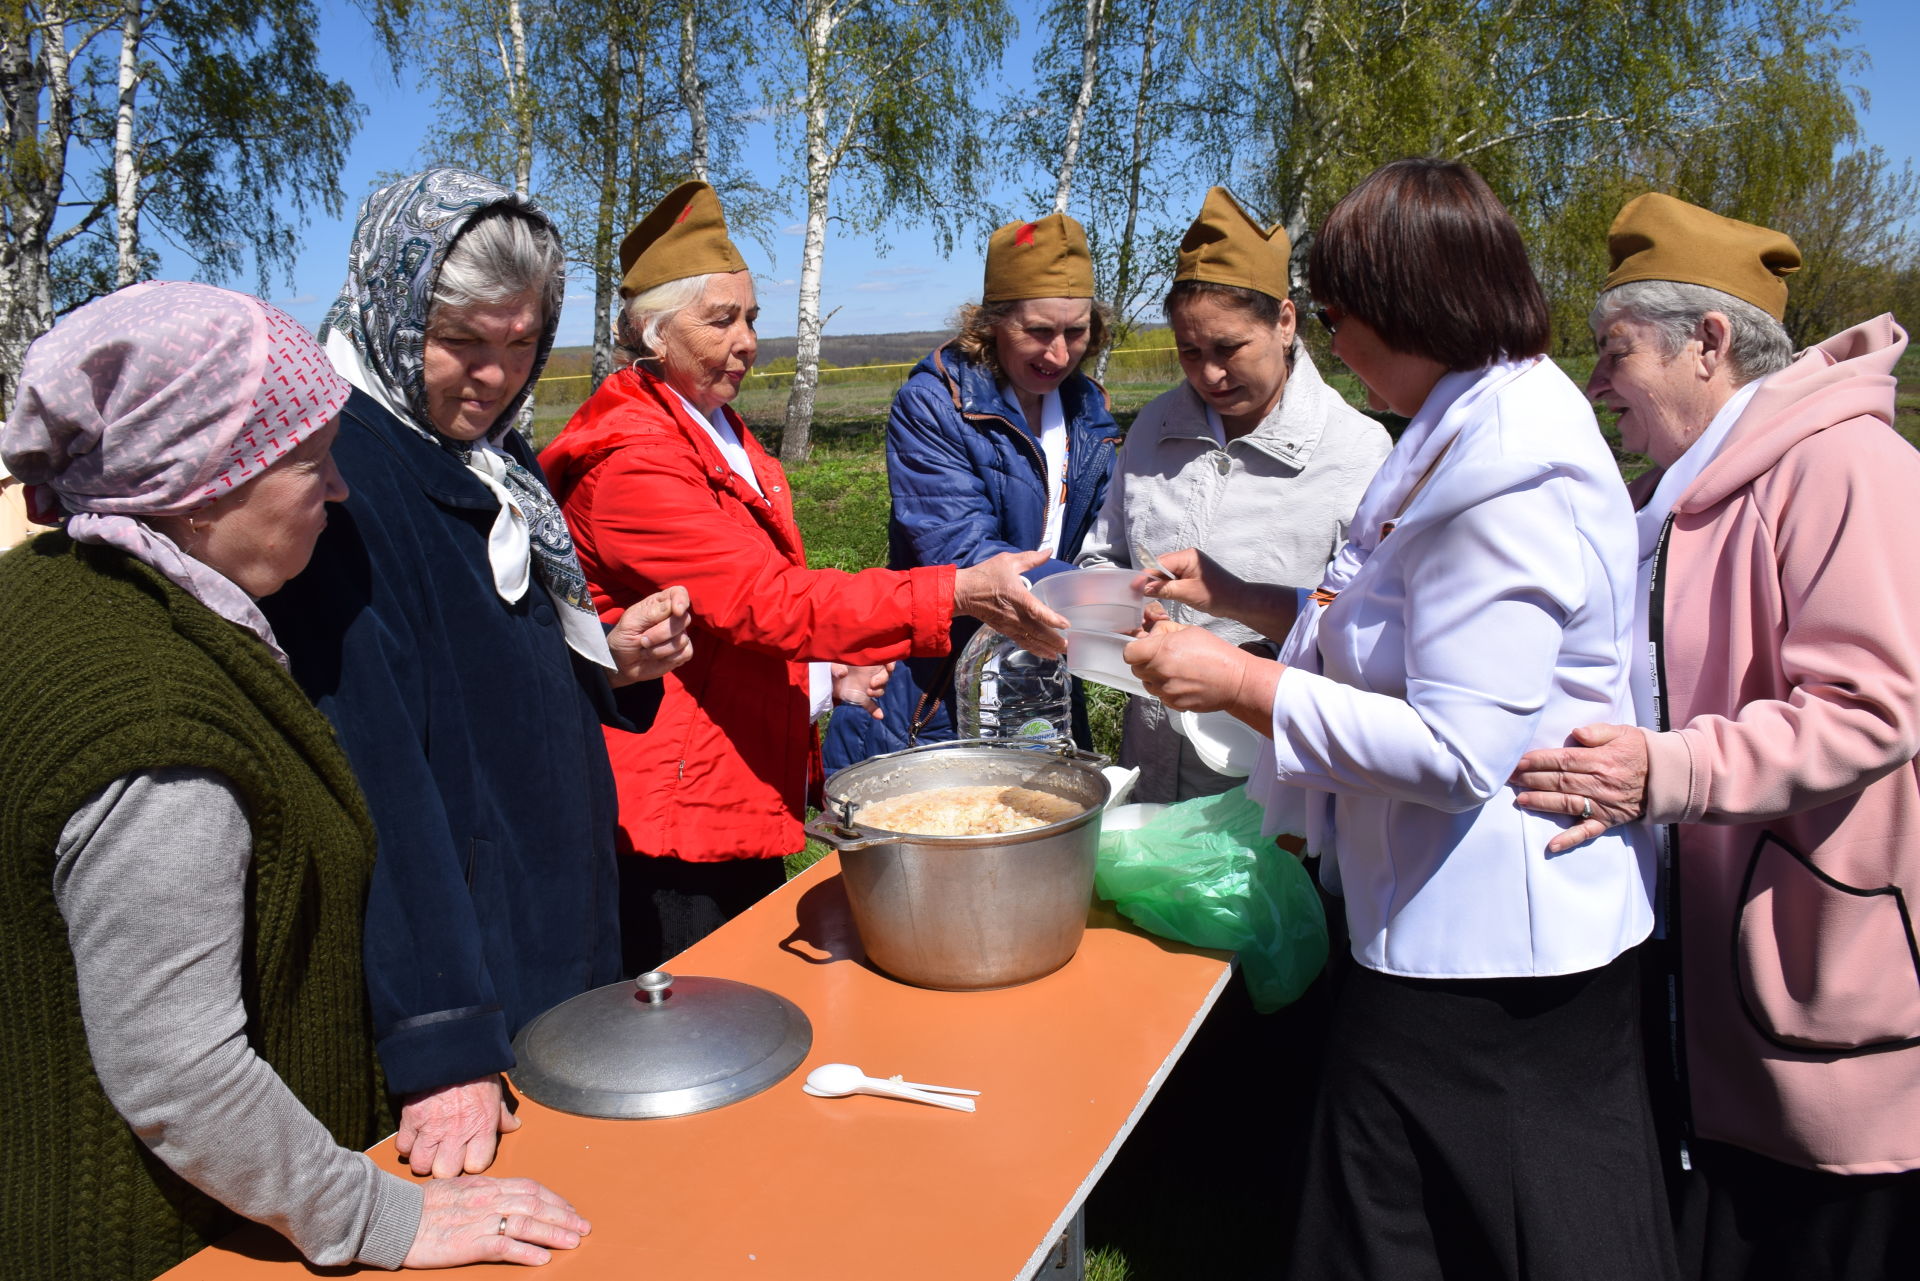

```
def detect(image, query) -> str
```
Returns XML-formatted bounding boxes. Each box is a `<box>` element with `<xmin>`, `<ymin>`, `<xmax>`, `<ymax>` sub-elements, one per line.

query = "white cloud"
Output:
<box><xmin>782</xmin><ymin>222</ymin><xmax>806</xmax><ymax>236</ymax></box>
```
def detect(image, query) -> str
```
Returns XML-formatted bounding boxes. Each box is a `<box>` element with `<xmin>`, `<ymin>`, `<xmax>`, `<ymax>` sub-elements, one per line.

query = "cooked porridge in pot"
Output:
<box><xmin>856</xmin><ymin>785</ymin><xmax>1086</xmax><ymax>836</ymax></box>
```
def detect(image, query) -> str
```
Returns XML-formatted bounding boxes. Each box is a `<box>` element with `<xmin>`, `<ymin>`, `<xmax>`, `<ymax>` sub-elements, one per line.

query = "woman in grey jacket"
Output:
<box><xmin>1079</xmin><ymin>187</ymin><xmax>1389</xmax><ymax>802</ymax></box>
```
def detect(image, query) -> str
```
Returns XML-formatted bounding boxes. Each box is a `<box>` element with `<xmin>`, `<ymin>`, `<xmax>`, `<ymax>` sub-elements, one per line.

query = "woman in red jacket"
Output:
<box><xmin>542</xmin><ymin>181</ymin><xmax>1068</xmax><ymax>972</ymax></box>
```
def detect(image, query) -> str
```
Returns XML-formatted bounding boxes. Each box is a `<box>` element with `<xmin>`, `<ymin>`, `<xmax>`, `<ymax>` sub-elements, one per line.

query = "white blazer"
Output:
<box><xmin>1255</xmin><ymin>358</ymin><xmax>1655</xmax><ymax>978</ymax></box>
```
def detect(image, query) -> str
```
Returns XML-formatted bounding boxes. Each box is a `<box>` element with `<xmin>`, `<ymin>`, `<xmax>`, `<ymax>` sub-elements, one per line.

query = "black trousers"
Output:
<box><xmin>1288</xmin><ymin>947</ymin><xmax>1680</xmax><ymax>1281</ymax></box>
<box><xmin>1675</xmin><ymin>1139</ymin><xmax>1920</xmax><ymax>1281</ymax></box>
<box><xmin>616</xmin><ymin>853</ymin><xmax>788</xmax><ymax>976</ymax></box>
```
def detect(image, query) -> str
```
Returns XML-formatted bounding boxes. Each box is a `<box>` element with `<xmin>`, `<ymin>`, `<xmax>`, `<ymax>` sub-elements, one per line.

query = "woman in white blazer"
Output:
<box><xmin>1124</xmin><ymin>158</ymin><xmax>1676</xmax><ymax>1281</ymax></box>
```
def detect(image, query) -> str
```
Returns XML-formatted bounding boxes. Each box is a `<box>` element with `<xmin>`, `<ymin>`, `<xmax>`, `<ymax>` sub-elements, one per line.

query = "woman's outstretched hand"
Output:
<box><xmin>1141</xmin><ymin>548</ymin><xmax>1300</xmax><ymax>642</ymax></box>
<box><xmin>953</xmin><ymin>549</ymin><xmax>1069</xmax><ymax>658</ymax></box>
<box><xmin>402</xmin><ymin>1174</ymin><xmax>591</xmax><ymax>1268</ymax></box>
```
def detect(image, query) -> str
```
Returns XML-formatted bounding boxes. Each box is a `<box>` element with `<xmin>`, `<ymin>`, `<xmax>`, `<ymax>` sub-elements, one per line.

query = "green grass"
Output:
<box><xmin>1895</xmin><ymin>345</ymin><xmax>1920</xmax><ymax>450</ymax></box>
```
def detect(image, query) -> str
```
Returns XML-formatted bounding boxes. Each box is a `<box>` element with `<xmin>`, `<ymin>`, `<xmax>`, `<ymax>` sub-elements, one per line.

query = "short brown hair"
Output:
<box><xmin>950</xmin><ymin>297</ymin><xmax>1112</xmax><ymax>380</ymax></box>
<box><xmin>1307</xmin><ymin>158</ymin><xmax>1549</xmax><ymax>369</ymax></box>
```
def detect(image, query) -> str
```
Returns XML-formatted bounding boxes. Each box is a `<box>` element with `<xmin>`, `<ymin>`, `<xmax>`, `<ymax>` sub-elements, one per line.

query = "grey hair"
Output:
<box><xmin>432</xmin><ymin>207</ymin><xmax>567</xmax><ymax>324</ymax></box>
<box><xmin>615</xmin><ymin>273</ymin><xmax>716</xmax><ymax>364</ymax></box>
<box><xmin>1590</xmin><ymin>279</ymin><xmax>1793</xmax><ymax>386</ymax></box>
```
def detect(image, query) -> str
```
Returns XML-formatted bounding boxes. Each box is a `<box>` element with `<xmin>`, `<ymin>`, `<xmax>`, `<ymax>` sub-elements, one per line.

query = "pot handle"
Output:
<box><xmin>802</xmin><ymin>817</ymin><xmax>896</xmax><ymax>854</ymax></box>
<box><xmin>1044</xmin><ymin>741</ymin><xmax>1112</xmax><ymax>770</ymax></box>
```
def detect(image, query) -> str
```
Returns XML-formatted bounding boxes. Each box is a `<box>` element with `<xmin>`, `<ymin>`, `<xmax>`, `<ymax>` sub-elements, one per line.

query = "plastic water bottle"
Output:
<box><xmin>955</xmin><ymin>625</ymin><xmax>1071</xmax><ymax>742</ymax></box>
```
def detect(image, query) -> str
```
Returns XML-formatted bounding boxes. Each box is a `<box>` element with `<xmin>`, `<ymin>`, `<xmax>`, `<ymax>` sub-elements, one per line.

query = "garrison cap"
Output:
<box><xmin>1603</xmin><ymin>192</ymin><xmax>1800</xmax><ymax>321</ymax></box>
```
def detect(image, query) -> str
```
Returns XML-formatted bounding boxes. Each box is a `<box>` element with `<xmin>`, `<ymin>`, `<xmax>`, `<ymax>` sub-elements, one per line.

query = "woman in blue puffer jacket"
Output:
<box><xmin>823</xmin><ymin>213</ymin><xmax>1120</xmax><ymax>770</ymax></box>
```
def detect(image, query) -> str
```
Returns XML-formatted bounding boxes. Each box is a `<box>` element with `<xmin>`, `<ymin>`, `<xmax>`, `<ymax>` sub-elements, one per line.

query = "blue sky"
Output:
<box><xmin>158</xmin><ymin>0</ymin><xmax>1920</xmax><ymax>344</ymax></box>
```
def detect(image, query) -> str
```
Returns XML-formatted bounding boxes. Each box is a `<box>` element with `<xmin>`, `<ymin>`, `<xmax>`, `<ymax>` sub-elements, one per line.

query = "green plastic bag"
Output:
<box><xmin>1096</xmin><ymin>785</ymin><xmax>1328</xmax><ymax>1012</ymax></box>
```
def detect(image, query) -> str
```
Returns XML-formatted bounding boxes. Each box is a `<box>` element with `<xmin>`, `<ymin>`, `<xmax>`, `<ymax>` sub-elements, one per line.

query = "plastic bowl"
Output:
<box><xmin>1101</xmin><ymin>802</ymin><xmax>1169</xmax><ymax>834</ymax></box>
<box><xmin>1057</xmin><ymin>601</ymin><xmax>1150</xmax><ymax>635</ymax></box>
<box><xmin>1064</xmin><ymin>627</ymin><xmax>1149</xmax><ymax>697</ymax></box>
<box><xmin>1033</xmin><ymin>568</ymin><xmax>1150</xmax><ymax>616</ymax></box>
<box><xmin>1173</xmin><ymin>709</ymin><xmax>1264</xmax><ymax>777</ymax></box>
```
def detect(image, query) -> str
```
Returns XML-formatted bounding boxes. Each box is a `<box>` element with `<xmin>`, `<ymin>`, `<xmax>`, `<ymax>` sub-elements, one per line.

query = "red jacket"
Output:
<box><xmin>541</xmin><ymin>368</ymin><xmax>955</xmax><ymax>862</ymax></box>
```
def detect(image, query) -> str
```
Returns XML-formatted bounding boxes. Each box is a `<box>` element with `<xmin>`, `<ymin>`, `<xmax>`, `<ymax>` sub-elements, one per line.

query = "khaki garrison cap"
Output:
<box><xmin>1175</xmin><ymin>187</ymin><xmax>1291</xmax><ymax>300</ymax></box>
<box><xmin>1603</xmin><ymin>192</ymin><xmax>1801</xmax><ymax>321</ymax></box>
<box><xmin>619</xmin><ymin>180</ymin><xmax>749</xmax><ymax>299</ymax></box>
<box><xmin>982</xmin><ymin>213</ymin><xmax>1095</xmax><ymax>302</ymax></box>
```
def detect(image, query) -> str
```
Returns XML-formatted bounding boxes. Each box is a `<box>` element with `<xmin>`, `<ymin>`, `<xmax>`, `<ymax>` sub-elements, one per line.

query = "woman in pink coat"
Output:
<box><xmin>1513</xmin><ymin>193</ymin><xmax>1920</xmax><ymax>1280</ymax></box>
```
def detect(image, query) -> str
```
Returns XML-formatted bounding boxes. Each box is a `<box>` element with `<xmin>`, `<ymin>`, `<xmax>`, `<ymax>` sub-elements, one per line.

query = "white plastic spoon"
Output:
<box><xmin>802</xmin><ymin>1062</ymin><xmax>978</xmax><ymax>1111</ymax></box>
<box><xmin>1132</xmin><ymin>543</ymin><xmax>1173</xmax><ymax>581</ymax></box>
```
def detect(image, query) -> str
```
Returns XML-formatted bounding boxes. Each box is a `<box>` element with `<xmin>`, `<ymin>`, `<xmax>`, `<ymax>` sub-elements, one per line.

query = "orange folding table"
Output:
<box><xmin>160</xmin><ymin>853</ymin><xmax>1233</xmax><ymax>1281</ymax></box>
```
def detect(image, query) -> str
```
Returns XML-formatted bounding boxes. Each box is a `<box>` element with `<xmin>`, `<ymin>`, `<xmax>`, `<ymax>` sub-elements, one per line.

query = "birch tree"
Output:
<box><xmin>412</xmin><ymin>0</ymin><xmax>542</xmax><ymax>195</ymax></box>
<box><xmin>678</xmin><ymin>0</ymin><xmax>708</xmax><ymax>183</ymax></box>
<box><xmin>760</xmin><ymin>0</ymin><xmax>1010</xmax><ymax>464</ymax></box>
<box><xmin>411</xmin><ymin>0</ymin><xmax>770</xmax><ymax>385</ymax></box>
<box><xmin>110</xmin><ymin>0</ymin><xmax>138</xmax><ymax>284</ymax></box>
<box><xmin>1188</xmin><ymin>0</ymin><xmax>1870</xmax><ymax>308</ymax></box>
<box><xmin>536</xmin><ymin>0</ymin><xmax>680</xmax><ymax>385</ymax></box>
<box><xmin>1050</xmin><ymin>0</ymin><xmax>1104</xmax><ymax>214</ymax></box>
<box><xmin>0</xmin><ymin>0</ymin><xmax>104</xmax><ymax>408</ymax></box>
<box><xmin>1006</xmin><ymin>0</ymin><xmax>1195</xmax><ymax>374</ymax></box>
<box><xmin>0</xmin><ymin>0</ymin><xmax>357</xmax><ymax>412</ymax></box>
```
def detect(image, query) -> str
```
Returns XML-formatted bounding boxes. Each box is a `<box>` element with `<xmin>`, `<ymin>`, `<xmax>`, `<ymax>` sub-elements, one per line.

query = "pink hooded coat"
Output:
<box><xmin>1638</xmin><ymin>313</ymin><xmax>1920</xmax><ymax>1174</ymax></box>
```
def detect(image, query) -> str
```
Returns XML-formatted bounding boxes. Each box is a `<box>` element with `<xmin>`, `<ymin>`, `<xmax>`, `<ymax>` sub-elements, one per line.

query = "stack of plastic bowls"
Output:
<box><xmin>1032</xmin><ymin>568</ymin><xmax>1152</xmax><ymax>697</ymax></box>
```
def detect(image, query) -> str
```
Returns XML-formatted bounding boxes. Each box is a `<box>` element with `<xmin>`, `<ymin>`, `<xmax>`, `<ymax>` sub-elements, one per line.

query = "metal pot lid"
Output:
<box><xmin>509</xmin><ymin>971</ymin><xmax>812</xmax><ymax>1120</ymax></box>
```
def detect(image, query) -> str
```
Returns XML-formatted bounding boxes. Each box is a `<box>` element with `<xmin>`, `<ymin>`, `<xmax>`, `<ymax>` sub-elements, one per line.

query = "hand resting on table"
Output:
<box><xmin>402</xmin><ymin>1174</ymin><xmax>592</xmax><ymax>1268</ymax></box>
<box><xmin>398</xmin><ymin>1075</ymin><xmax>519</xmax><ymax>1178</ymax></box>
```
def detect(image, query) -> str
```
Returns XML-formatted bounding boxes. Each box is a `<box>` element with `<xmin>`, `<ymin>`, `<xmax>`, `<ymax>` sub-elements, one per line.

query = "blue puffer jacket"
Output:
<box><xmin>823</xmin><ymin>343</ymin><xmax>1119</xmax><ymax>771</ymax></box>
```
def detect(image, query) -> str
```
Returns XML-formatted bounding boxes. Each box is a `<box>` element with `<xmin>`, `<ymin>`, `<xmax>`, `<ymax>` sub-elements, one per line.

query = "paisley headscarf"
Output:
<box><xmin>319</xmin><ymin>167</ymin><xmax>612</xmax><ymax>668</ymax></box>
<box><xmin>2</xmin><ymin>281</ymin><xmax>351</xmax><ymax>662</ymax></box>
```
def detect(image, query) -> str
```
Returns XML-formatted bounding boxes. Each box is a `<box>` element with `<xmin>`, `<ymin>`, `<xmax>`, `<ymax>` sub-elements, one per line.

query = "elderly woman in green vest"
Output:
<box><xmin>0</xmin><ymin>283</ymin><xmax>590</xmax><ymax>1279</ymax></box>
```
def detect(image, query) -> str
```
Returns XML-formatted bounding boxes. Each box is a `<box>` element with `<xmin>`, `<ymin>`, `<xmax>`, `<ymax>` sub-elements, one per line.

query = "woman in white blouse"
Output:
<box><xmin>1124</xmin><ymin>158</ymin><xmax>1677</xmax><ymax>1280</ymax></box>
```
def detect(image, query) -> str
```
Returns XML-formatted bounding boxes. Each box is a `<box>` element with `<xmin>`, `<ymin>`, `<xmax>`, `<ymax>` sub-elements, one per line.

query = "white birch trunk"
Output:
<box><xmin>1279</xmin><ymin>1</ymin><xmax>1327</xmax><ymax>293</ymax></box>
<box><xmin>0</xmin><ymin>0</ymin><xmax>77</xmax><ymax>412</ymax></box>
<box><xmin>1095</xmin><ymin>0</ymin><xmax>1156</xmax><ymax>380</ymax></box>
<box><xmin>508</xmin><ymin>0</ymin><xmax>532</xmax><ymax>196</ymax></box>
<box><xmin>591</xmin><ymin>26</ymin><xmax>620</xmax><ymax>388</ymax></box>
<box><xmin>1051</xmin><ymin>0</ymin><xmax>1104</xmax><ymax>214</ymax></box>
<box><xmin>112</xmin><ymin>0</ymin><xmax>142</xmax><ymax>287</ymax></box>
<box><xmin>679</xmin><ymin>3</ymin><xmax>709</xmax><ymax>182</ymax></box>
<box><xmin>780</xmin><ymin>0</ymin><xmax>835</xmax><ymax>465</ymax></box>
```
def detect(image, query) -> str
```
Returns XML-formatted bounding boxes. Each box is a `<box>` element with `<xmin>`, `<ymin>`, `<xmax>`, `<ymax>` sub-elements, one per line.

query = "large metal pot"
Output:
<box><xmin>806</xmin><ymin>739</ymin><xmax>1109</xmax><ymax>991</ymax></box>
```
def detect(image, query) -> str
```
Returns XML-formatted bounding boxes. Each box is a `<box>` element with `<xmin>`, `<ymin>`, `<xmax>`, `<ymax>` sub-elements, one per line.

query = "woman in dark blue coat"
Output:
<box><xmin>824</xmin><ymin>213</ymin><xmax>1119</xmax><ymax>768</ymax></box>
<box><xmin>265</xmin><ymin>168</ymin><xmax>690</xmax><ymax>1186</ymax></box>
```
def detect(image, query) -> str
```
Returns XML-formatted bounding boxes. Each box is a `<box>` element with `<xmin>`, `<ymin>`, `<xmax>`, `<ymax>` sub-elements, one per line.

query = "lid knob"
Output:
<box><xmin>634</xmin><ymin>971</ymin><xmax>675</xmax><ymax>1004</ymax></box>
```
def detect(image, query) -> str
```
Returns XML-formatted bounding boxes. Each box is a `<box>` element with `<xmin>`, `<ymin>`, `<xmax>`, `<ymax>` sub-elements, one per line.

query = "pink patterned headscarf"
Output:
<box><xmin>1</xmin><ymin>281</ymin><xmax>351</xmax><ymax>659</ymax></box>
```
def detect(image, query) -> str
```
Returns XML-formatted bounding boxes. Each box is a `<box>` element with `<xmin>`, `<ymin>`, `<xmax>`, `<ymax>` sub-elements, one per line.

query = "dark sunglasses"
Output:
<box><xmin>1313</xmin><ymin>305</ymin><xmax>1344</xmax><ymax>334</ymax></box>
